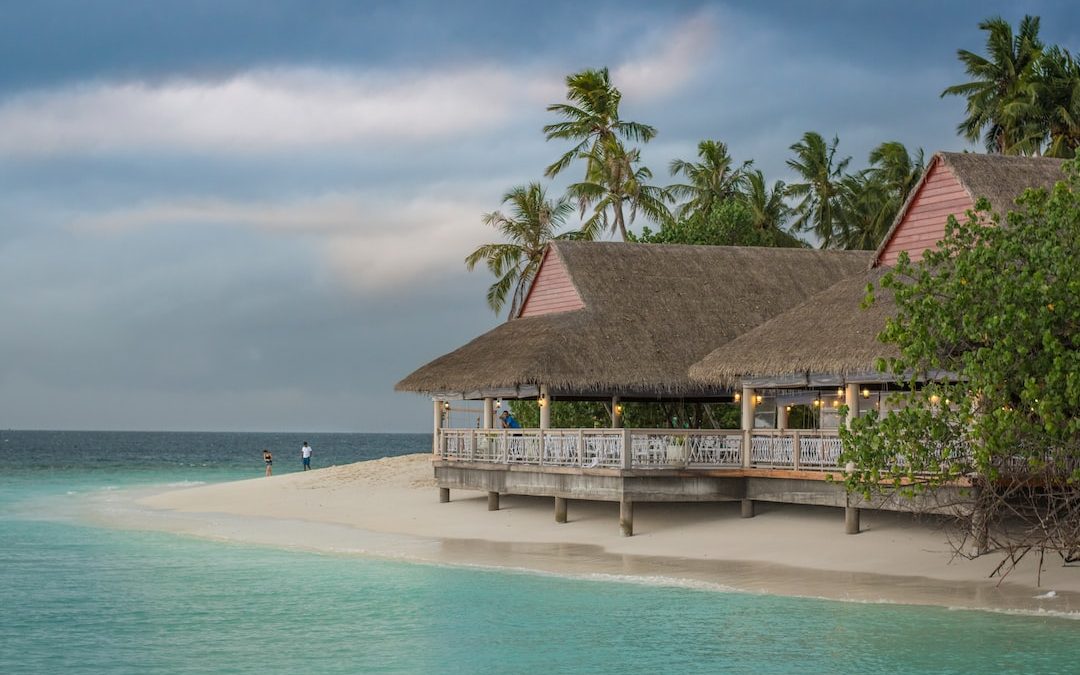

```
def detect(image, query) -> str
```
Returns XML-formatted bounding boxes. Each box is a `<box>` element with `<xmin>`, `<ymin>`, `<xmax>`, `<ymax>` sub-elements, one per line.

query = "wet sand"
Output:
<box><xmin>84</xmin><ymin>454</ymin><xmax>1080</xmax><ymax>616</ymax></box>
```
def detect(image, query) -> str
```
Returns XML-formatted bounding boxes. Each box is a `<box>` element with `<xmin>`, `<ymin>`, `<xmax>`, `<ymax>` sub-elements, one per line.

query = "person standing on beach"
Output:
<box><xmin>263</xmin><ymin>449</ymin><xmax>273</xmax><ymax>477</ymax></box>
<box><xmin>301</xmin><ymin>441</ymin><xmax>312</xmax><ymax>470</ymax></box>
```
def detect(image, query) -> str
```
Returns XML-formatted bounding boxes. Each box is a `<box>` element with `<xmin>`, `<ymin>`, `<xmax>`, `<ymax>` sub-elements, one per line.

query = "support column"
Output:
<box><xmin>611</xmin><ymin>395</ymin><xmax>622</xmax><ymax>428</ymax></box>
<box><xmin>845</xmin><ymin>383</ymin><xmax>859</xmax><ymax>428</ymax></box>
<box><xmin>777</xmin><ymin>404</ymin><xmax>789</xmax><ymax>431</ymax></box>
<box><xmin>432</xmin><ymin>398</ymin><xmax>443</xmax><ymax>455</ymax></box>
<box><xmin>487</xmin><ymin>491</ymin><xmax>499</xmax><ymax>511</ymax></box>
<box><xmin>741</xmin><ymin>385</ymin><xmax>754</xmax><ymax>470</ymax></box>
<box><xmin>539</xmin><ymin>384</ymin><xmax>551</xmax><ymax>430</ymax></box>
<box><xmin>482</xmin><ymin>397</ymin><xmax>494</xmax><ymax>430</ymax></box>
<box><xmin>845</xmin><ymin>505</ymin><xmax>861</xmax><ymax>534</ymax></box>
<box><xmin>740</xmin><ymin>499</ymin><xmax>755</xmax><ymax>518</ymax></box>
<box><xmin>619</xmin><ymin>496</ymin><xmax>633</xmax><ymax>537</ymax></box>
<box><xmin>439</xmin><ymin>487</ymin><xmax>450</xmax><ymax>503</ymax></box>
<box><xmin>555</xmin><ymin>496</ymin><xmax>567</xmax><ymax>523</ymax></box>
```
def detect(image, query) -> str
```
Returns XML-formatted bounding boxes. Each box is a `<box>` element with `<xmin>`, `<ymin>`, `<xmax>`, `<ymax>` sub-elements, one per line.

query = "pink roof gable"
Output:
<box><xmin>518</xmin><ymin>245</ymin><xmax>586</xmax><ymax>318</ymax></box>
<box><xmin>873</xmin><ymin>155</ymin><xmax>974</xmax><ymax>268</ymax></box>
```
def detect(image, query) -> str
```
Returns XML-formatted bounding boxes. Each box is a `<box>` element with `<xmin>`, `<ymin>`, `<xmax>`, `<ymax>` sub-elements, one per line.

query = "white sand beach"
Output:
<box><xmin>98</xmin><ymin>454</ymin><xmax>1079</xmax><ymax>615</ymax></box>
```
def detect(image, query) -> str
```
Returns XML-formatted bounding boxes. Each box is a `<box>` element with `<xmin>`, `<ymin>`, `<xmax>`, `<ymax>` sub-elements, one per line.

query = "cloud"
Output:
<box><xmin>612</xmin><ymin>11</ymin><xmax>717</xmax><ymax>102</ymax></box>
<box><xmin>0</xmin><ymin>65</ymin><xmax>560</xmax><ymax>157</ymax></box>
<box><xmin>70</xmin><ymin>190</ymin><xmax>492</xmax><ymax>292</ymax></box>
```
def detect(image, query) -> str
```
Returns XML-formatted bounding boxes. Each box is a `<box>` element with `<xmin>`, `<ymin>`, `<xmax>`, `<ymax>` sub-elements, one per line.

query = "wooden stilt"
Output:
<box><xmin>845</xmin><ymin>506</ymin><xmax>861</xmax><ymax>534</ymax></box>
<box><xmin>439</xmin><ymin>487</ymin><xmax>450</xmax><ymax>503</ymax></box>
<box><xmin>487</xmin><ymin>491</ymin><xmax>499</xmax><ymax>511</ymax></box>
<box><xmin>740</xmin><ymin>499</ymin><xmax>755</xmax><ymax>518</ymax></box>
<box><xmin>555</xmin><ymin>496</ymin><xmax>567</xmax><ymax>523</ymax></box>
<box><xmin>619</xmin><ymin>497</ymin><xmax>633</xmax><ymax>537</ymax></box>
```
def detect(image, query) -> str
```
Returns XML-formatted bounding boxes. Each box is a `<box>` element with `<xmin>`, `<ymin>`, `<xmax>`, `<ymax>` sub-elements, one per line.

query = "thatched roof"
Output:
<box><xmin>397</xmin><ymin>241</ymin><xmax>870</xmax><ymax>398</ymax></box>
<box><xmin>689</xmin><ymin>269</ymin><xmax>897</xmax><ymax>387</ymax></box>
<box><xmin>873</xmin><ymin>152</ymin><xmax>1066</xmax><ymax>268</ymax></box>
<box><xmin>696</xmin><ymin>152</ymin><xmax>1068</xmax><ymax>387</ymax></box>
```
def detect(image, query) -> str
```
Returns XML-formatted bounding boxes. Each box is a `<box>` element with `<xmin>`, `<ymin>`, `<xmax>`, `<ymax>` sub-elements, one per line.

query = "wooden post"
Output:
<box><xmin>845</xmin><ymin>383</ymin><xmax>859</xmax><ymax>428</ymax></box>
<box><xmin>432</xmin><ymin>399</ymin><xmax>443</xmax><ymax>455</ymax></box>
<box><xmin>740</xmin><ymin>499</ymin><xmax>755</xmax><ymax>518</ymax></box>
<box><xmin>845</xmin><ymin>505</ymin><xmax>861</xmax><ymax>534</ymax></box>
<box><xmin>482</xmin><ymin>396</ymin><xmax>494</xmax><ymax>429</ymax></box>
<box><xmin>439</xmin><ymin>487</ymin><xmax>450</xmax><ymax>503</ymax></box>
<box><xmin>622</xmin><ymin>427</ymin><xmax>633</xmax><ymax>470</ymax></box>
<box><xmin>619</xmin><ymin>496</ymin><xmax>633</xmax><ymax>536</ymax></box>
<box><xmin>555</xmin><ymin>496</ymin><xmax>567</xmax><ymax>523</ymax></box>
<box><xmin>792</xmin><ymin>430</ymin><xmax>801</xmax><ymax>471</ymax></box>
<box><xmin>487</xmin><ymin>491</ymin><xmax>499</xmax><ymax>511</ymax></box>
<box><xmin>777</xmin><ymin>403</ymin><xmax>789</xmax><ymax>430</ymax></box>
<box><xmin>741</xmin><ymin>386</ymin><xmax>754</xmax><ymax>470</ymax></box>
<box><xmin>539</xmin><ymin>384</ymin><xmax>551</xmax><ymax>430</ymax></box>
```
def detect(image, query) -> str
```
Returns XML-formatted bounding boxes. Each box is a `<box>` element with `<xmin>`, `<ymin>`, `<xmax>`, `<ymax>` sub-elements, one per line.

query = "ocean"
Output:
<box><xmin>1</xmin><ymin>430</ymin><xmax>1077</xmax><ymax>674</ymax></box>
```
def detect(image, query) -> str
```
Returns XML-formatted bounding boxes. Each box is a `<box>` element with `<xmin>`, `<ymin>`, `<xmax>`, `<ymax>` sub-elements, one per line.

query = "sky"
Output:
<box><xmin>2</xmin><ymin>1</ymin><xmax>1078</xmax><ymax>433</ymax></box>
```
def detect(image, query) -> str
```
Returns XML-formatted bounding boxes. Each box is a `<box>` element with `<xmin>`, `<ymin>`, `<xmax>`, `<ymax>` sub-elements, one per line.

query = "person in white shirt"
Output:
<box><xmin>301</xmin><ymin>441</ymin><xmax>313</xmax><ymax>470</ymax></box>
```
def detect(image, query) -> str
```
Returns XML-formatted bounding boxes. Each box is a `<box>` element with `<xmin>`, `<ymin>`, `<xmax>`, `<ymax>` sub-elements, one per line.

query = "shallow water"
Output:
<box><xmin>2</xmin><ymin>430</ymin><xmax>1078</xmax><ymax>674</ymax></box>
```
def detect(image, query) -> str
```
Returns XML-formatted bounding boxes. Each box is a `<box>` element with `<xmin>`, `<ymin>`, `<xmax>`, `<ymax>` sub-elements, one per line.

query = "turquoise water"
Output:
<box><xmin>1</xmin><ymin>431</ymin><xmax>1078</xmax><ymax>674</ymax></box>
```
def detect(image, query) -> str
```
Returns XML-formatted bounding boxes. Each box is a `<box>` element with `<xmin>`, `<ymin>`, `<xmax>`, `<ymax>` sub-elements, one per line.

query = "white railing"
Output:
<box><xmin>437</xmin><ymin>428</ymin><xmax>843</xmax><ymax>471</ymax></box>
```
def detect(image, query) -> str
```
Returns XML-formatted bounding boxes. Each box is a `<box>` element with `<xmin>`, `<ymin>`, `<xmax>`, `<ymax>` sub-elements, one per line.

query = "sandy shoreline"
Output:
<box><xmin>84</xmin><ymin>454</ymin><xmax>1079</xmax><ymax>616</ymax></box>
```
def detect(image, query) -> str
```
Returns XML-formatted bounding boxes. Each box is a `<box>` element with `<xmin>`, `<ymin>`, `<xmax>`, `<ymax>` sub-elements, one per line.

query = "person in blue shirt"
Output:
<box><xmin>499</xmin><ymin>410</ymin><xmax>522</xmax><ymax>429</ymax></box>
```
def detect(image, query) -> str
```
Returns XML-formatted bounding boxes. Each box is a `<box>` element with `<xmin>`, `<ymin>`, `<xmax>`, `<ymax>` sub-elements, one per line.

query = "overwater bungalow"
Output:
<box><xmin>397</xmin><ymin>152</ymin><xmax>1066</xmax><ymax>536</ymax></box>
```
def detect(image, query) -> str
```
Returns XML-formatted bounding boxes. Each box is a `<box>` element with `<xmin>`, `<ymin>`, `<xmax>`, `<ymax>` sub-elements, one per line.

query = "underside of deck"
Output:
<box><xmin>434</xmin><ymin>461</ymin><xmax>971</xmax><ymax>515</ymax></box>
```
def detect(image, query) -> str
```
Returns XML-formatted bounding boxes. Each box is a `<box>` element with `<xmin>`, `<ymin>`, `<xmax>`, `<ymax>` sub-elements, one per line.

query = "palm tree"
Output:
<box><xmin>667</xmin><ymin>140</ymin><xmax>751</xmax><ymax>220</ymax></box>
<box><xmin>1037</xmin><ymin>46</ymin><xmax>1080</xmax><ymax>158</ymax></box>
<box><xmin>567</xmin><ymin>138</ymin><xmax>672</xmax><ymax>242</ymax></box>
<box><xmin>743</xmin><ymin>169</ymin><xmax>791</xmax><ymax>233</ymax></box>
<box><xmin>941</xmin><ymin>15</ymin><xmax>1044</xmax><ymax>154</ymax></box>
<box><xmin>867</xmin><ymin>141</ymin><xmax>925</xmax><ymax>200</ymax></box>
<box><xmin>543</xmin><ymin>68</ymin><xmax>657</xmax><ymax>179</ymax></box>
<box><xmin>465</xmin><ymin>183</ymin><xmax>579</xmax><ymax>318</ymax></box>
<box><xmin>786</xmin><ymin>132</ymin><xmax>850</xmax><ymax>248</ymax></box>
<box><xmin>834</xmin><ymin>172</ymin><xmax>895</xmax><ymax>250</ymax></box>
<box><xmin>834</xmin><ymin>142</ymin><xmax>925</xmax><ymax>251</ymax></box>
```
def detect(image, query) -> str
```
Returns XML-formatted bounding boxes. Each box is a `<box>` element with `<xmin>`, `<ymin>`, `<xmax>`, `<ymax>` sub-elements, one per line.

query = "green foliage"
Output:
<box><xmin>840</xmin><ymin>161</ymin><xmax>1080</xmax><ymax>498</ymax></box>
<box><xmin>630</xmin><ymin>199</ymin><xmax>804</xmax><ymax>248</ymax></box>
<box><xmin>509</xmin><ymin>400</ymin><xmax>741</xmax><ymax>429</ymax></box>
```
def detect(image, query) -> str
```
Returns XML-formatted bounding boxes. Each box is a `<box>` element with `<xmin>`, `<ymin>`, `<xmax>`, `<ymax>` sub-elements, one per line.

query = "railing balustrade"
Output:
<box><xmin>437</xmin><ymin>428</ymin><xmax>843</xmax><ymax>472</ymax></box>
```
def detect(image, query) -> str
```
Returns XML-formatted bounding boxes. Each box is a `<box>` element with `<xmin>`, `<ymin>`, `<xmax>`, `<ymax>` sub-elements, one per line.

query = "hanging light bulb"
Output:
<box><xmin>860</xmin><ymin>388</ymin><xmax>871</xmax><ymax>399</ymax></box>
<box><xmin>733</xmin><ymin>392</ymin><xmax>741</xmax><ymax>403</ymax></box>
